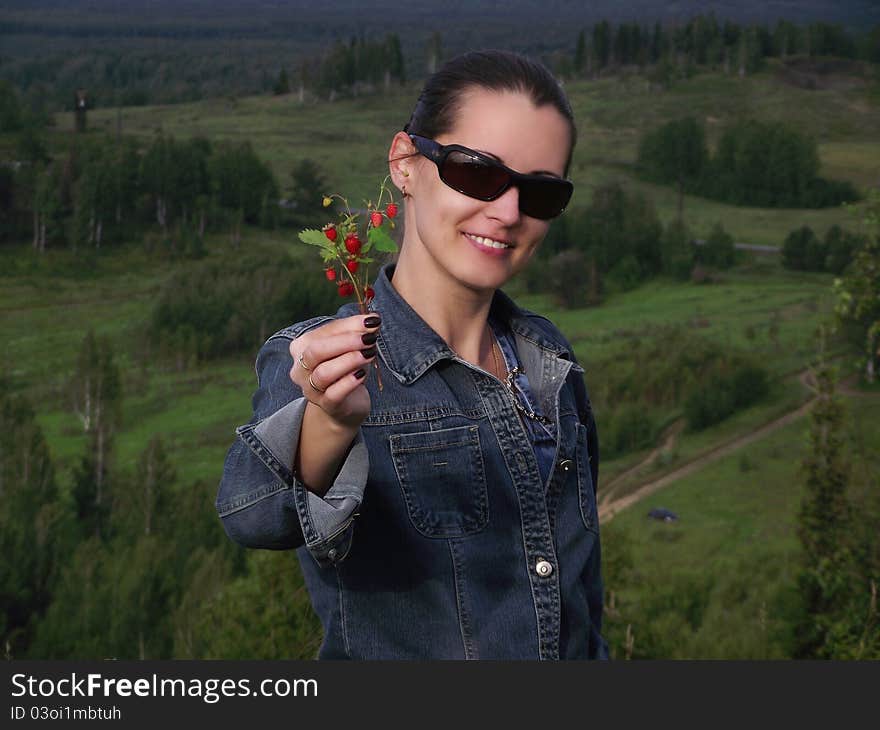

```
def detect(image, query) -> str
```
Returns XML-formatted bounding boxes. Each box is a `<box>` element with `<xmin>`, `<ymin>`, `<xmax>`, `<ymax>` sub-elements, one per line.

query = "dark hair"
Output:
<box><xmin>403</xmin><ymin>49</ymin><xmax>577</xmax><ymax>178</ymax></box>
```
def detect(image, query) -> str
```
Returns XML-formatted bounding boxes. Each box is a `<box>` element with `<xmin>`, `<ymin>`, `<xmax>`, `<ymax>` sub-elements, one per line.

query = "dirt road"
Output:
<box><xmin>597</xmin><ymin>367</ymin><xmax>879</xmax><ymax>524</ymax></box>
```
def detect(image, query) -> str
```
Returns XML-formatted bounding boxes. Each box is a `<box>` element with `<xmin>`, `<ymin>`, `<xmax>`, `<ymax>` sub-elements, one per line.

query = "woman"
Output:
<box><xmin>216</xmin><ymin>49</ymin><xmax>608</xmax><ymax>660</ymax></box>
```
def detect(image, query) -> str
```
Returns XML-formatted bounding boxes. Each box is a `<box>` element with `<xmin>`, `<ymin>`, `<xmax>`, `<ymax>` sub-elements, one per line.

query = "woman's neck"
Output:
<box><xmin>390</xmin><ymin>246</ymin><xmax>496</xmax><ymax>369</ymax></box>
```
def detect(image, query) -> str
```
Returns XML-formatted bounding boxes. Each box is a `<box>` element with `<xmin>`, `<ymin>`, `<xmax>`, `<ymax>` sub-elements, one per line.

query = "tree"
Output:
<box><xmin>427</xmin><ymin>32</ymin><xmax>443</xmax><ymax>75</ymax></box>
<box><xmin>637</xmin><ymin>117</ymin><xmax>707</xmax><ymax>221</ymax></box>
<box><xmin>547</xmin><ymin>249</ymin><xmax>590</xmax><ymax>309</ymax></box>
<box><xmin>139</xmin><ymin>133</ymin><xmax>176</xmax><ymax>235</ymax></box>
<box><xmin>111</xmin><ymin>435</ymin><xmax>175</xmax><ymax>539</ymax></box>
<box><xmin>0</xmin><ymin>80</ymin><xmax>22</xmax><ymax>133</ymax></box>
<box><xmin>833</xmin><ymin>190</ymin><xmax>880</xmax><ymax>383</ymax></box>
<box><xmin>696</xmin><ymin>223</ymin><xmax>736</xmax><ymax>269</ymax></box>
<box><xmin>209</xmin><ymin>141</ymin><xmax>279</xmax><ymax>245</ymax></box>
<box><xmin>661</xmin><ymin>219</ymin><xmax>693</xmax><ymax>280</ymax></box>
<box><xmin>824</xmin><ymin>224</ymin><xmax>860</xmax><ymax>276</ymax></box>
<box><xmin>273</xmin><ymin>67</ymin><xmax>290</xmax><ymax>96</ymax></box>
<box><xmin>0</xmin><ymin>388</ymin><xmax>65</xmax><ymax>657</ymax></box>
<box><xmin>288</xmin><ymin>158</ymin><xmax>328</xmax><ymax>228</ymax></box>
<box><xmin>574</xmin><ymin>30</ymin><xmax>587</xmax><ymax>75</ymax></box>
<box><xmin>32</xmin><ymin>162</ymin><xmax>65</xmax><ymax>253</ymax></box>
<box><xmin>592</xmin><ymin>20</ymin><xmax>611</xmax><ymax>70</ymax></box>
<box><xmin>793</xmin><ymin>356</ymin><xmax>852</xmax><ymax>657</ymax></box>
<box><xmin>68</xmin><ymin>330</ymin><xmax>122</xmax><ymax>539</ymax></box>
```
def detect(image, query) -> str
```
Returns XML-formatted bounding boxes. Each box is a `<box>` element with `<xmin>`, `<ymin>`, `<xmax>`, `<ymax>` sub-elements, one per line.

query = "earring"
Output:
<box><xmin>403</xmin><ymin>170</ymin><xmax>409</xmax><ymax>177</ymax></box>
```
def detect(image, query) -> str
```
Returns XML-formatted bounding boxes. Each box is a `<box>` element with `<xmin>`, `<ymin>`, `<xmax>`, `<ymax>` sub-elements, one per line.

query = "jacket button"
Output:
<box><xmin>535</xmin><ymin>560</ymin><xmax>553</xmax><ymax>577</ymax></box>
<box><xmin>559</xmin><ymin>459</ymin><xmax>574</xmax><ymax>472</ymax></box>
<box><xmin>328</xmin><ymin>548</ymin><xmax>338</xmax><ymax>561</ymax></box>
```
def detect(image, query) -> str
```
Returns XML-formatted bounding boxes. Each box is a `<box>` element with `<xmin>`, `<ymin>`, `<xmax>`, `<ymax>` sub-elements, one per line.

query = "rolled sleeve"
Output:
<box><xmin>215</xmin><ymin>326</ymin><xmax>369</xmax><ymax>567</ymax></box>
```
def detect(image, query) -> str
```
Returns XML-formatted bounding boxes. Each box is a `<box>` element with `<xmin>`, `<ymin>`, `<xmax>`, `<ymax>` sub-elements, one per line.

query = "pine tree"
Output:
<box><xmin>574</xmin><ymin>30</ymin><xmax>587</xmax><ymax>75</ymax></box>
<box><xmin>273</xmin><ymin>67</ymin><xmax>290</xmax><ymax>96</ymax></box>
<box><xmin>793</xmin><ymin>353</ymin><xmax>852</xmax><ymax>657</ymax></box>
<box><xmin>833</xmin><ymin>189</ymin><xmax>880</xmax><ymax>383</ymax></box>
<box><xmin>0</xmin><ymin>388</ymin><xmax>65</xmax><ymax>657</ymax></box>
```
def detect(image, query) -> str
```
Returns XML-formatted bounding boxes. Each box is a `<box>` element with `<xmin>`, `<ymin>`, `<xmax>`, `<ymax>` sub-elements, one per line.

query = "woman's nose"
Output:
<box><xmin>483</xmin><ymin>184</ymin><xmax>521</xmax><ymax>225</ymax></box>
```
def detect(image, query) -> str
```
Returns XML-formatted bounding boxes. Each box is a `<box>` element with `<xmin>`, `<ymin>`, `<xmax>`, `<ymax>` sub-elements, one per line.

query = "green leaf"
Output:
<box><xmin>368</xmin><ymin>226</ymin><xmax>398</xmax><ymax>253</ymax></box>
<box><xmin>299</xmin><ymin>229</ymin><xmax>334</xmax><ymax>250</ymax></box>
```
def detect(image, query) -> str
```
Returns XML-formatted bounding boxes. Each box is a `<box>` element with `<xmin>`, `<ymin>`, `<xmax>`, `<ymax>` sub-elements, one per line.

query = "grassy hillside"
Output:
<box><xmin>67</xmin><ymin>59</ymin><xmax>880</xmax><ymax>249</ymax></box>
<box><xmin>4</xmin><ymin>60</ymin><xmax>877</xmax><ymax>658</ymax></box>
<box><xmin>602</xmin><ymin>395</ymin><xmax>880</xmax><ymax>659</ymax></box>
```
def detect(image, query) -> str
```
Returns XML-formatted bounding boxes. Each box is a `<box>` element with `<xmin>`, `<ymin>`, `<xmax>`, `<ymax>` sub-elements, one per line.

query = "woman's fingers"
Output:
<box><xmin>288</xmin><ymin>313</ymin><xmax>381</xmax><ymax>395</ymax></box>
<box><xmin>294</xmin><ymin>348</ymin><xmax>376</xmax><ymax>396</ymax></box>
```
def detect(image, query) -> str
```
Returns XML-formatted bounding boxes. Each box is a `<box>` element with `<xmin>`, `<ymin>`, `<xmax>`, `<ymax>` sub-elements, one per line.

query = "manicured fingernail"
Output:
<box><xmin>361</xmin><ymin>346</ymin><xmax>377</xmax><ymax>359</ymax></box>
<box><xmin>354</xmin><ymin>368</ymin><xmax>366</xmax><ymax>379</ymax></box>
<box><xmin>362</xmin><ymin>332</ymin><xmax>378</xmax><ymax>345</ymax></box>
<box><xmin>364</xmin><ymin>315</ymin><xmax>381</xmax><ymax>328</ymax></box>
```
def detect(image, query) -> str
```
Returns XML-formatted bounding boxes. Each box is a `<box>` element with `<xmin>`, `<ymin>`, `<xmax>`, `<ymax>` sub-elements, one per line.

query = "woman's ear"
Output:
<box><xmin>388</xmin><ymin>131</ymin><xmax>417</xmax><ymax>194</ymax></box>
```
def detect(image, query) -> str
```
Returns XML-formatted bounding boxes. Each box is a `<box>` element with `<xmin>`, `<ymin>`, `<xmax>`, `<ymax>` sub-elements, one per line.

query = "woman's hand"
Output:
<box><xmin>289</xmin><ymin>313</ymin><xmax>382</xmax><ymax>430</ymax></box>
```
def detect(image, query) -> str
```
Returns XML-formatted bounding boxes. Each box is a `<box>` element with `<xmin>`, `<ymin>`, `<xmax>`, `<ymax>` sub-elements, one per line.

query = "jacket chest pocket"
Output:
<box><xmin>575</xmin><ymin>422</ymin><xmax>599</xmax><ymax>534</ymax></box>
<box><xmin>390</xmin><ymin>424</ymin><xmax>489</xmax><ymax>538</ymax></box>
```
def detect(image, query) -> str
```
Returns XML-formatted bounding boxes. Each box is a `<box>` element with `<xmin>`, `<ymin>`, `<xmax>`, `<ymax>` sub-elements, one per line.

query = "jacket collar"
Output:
<box><xmin>370</xmin><ymin>261</ymin><xmax>575</xmax><ymax>386</ymax></box>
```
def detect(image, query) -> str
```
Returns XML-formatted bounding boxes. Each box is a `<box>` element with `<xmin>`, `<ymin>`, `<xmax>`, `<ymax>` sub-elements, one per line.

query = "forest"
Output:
<box><xmin>2</xmin><ymin>6</ymin><xmax>879</xmax><ymax>660</ymax></box>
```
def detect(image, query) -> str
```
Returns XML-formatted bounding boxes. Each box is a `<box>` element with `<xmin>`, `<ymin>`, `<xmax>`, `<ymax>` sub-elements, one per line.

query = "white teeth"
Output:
<box><xmin>468</xmin><ymin>234</ymin><xmax>512</xmax><ymax>249</ymax></box>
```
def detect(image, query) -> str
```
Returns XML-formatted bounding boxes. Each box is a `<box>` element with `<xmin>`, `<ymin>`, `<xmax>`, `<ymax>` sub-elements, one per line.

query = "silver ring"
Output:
<box><xmin>308</xmin><ymin>372</ymin><xmax>325</xmax><ymax>393</ymax></box>
<box><xmin>298</xmin><ymin>352</ymin><xmax>312</xmax><ymax>371</ymax></box>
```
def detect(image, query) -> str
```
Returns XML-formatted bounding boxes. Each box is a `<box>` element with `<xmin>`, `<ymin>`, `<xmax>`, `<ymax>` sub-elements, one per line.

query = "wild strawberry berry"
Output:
<box><xmin>345</xmin><ymin>235</ymin><xmax>362</xmax><ymax>255</ymax></box>
<box><xmin>322</xmin><ymin>196</ymin><xmax>332</xmax><ymax>208</ymax></box>
<box><xmin>370</xmin><ymin>211</ymin><xmax>383</xmax><ymax>228</ymax></box>
<box><xmin>364</xmin><ymin>286</ymin><xmax>375</xmax><ymax>300</ymax></box>
<box><xmin>385</xmin><ymin>203</ymin><xmax>398</xmax><ymax>219</ymax></box>
<box><xmin>346</xmin><ymin>260</ymin><xmax>359</xmax><ymax>273</ymax></box>
<box><xmin>338</xmin><ymin>281</ymin><xmax>354</xmax><ymax>297</ymax></box>
<box><xmin>323</xmin><ymin>225</ymin><xmax>337</xmax><ymax>242</ymax></box>
<box><xmin>325</xmin><ymin>267</ymin><xmax>336</xmax><ymax>281</ymax></box>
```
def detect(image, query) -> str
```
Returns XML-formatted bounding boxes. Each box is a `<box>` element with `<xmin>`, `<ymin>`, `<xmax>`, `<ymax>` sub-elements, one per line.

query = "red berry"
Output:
<box><xmin>338</xmin><ymin>281</ymin><xmax>354</xmax><ymax>297</ymax></box>
<box><xmin>323</xmin><ymin>225</ymin><xmax>338</xmax><ymax>242</ymax></box>
<box><xmin>345</xmin><ymin>235</ymin><xmax>362</xmax><ymax>255</ymax></box>
<box><xmin>385</xmin><ymin>203</ymin><xmax>398</xmax><ymax>219</ymax></box>
<box><xmin>346</xmin><ymin>260</ymin><xmax>359</xmax><ymax>273</ymax></box>
<box><xmin>325</xmin><ymin>268</ymin><xmax>336</xmax><ymax>281</ymax></box>
<box><xmin>370</xmin><ymin>211</ymin><xmax>383</xmax><ymax>228</ymax></box>
<box><xmin>364</xmin><ymin>286</ymin><xmax>375</xmax><ymax>300</ymax></box>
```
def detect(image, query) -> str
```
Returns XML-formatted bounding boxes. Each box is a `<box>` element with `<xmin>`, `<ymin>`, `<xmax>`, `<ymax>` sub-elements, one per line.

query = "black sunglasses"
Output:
<box><xmin>408</xmin><ymin>134</ymin><xmax>573</xmax><ymax>220</ymax></box>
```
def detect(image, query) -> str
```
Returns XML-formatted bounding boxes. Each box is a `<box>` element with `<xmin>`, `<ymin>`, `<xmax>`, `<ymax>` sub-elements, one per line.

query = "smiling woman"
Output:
<box><xmin>216</xmin><ymin>49</ymin><xmax>608</xmax><ymax>660</ymax></box>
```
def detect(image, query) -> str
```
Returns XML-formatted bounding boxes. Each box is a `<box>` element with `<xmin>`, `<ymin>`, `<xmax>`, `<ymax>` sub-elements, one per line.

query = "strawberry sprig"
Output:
<box><xmin>298</xmin><ymin>175</ymin><xmax>399</xmax><ymax>391</ymax></box>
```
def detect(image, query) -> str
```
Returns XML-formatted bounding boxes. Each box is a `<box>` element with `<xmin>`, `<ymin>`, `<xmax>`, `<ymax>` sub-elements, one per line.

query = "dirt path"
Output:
<box><xmin>599</xmin><ymin>369</ymin><xmax>815</xmax><ymax>524</ymax></box>
<box><xmin>598</xmin><ymin>420</ymin><xmax>685</xmax><ymax>507</ymax></box>
<box><xmin>598</xmin><ymin>367</ymin><xmax>878</xmax><ymax>524</ymax></box>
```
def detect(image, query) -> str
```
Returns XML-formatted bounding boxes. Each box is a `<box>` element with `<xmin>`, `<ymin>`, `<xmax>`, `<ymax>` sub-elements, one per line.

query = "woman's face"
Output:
<box><xmin>398</xmin><ymin>87</ymin><xmax>572</xmax><ymax>293</ymax></box>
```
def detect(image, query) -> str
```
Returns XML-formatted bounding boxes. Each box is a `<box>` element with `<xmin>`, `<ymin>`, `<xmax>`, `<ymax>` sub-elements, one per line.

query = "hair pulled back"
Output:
<box><xmin>403</xmin><ymin>49</ymin><xmax>577</xmax><ymax>178</ymax></box>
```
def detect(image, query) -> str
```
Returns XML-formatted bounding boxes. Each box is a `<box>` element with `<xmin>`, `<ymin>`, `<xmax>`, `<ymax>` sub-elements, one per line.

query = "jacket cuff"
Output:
<box><xmin>235</xmin><ymin>395</ymin><xmax>368</xmax><ymax>567</ymax></box>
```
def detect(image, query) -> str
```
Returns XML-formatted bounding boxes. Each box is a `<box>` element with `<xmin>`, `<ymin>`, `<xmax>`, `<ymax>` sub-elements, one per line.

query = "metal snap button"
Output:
<box><xmin>559</xmin><ymin>458</ymin><xmax>574</xmax><ymax>472</ymax></box>
<box><xmin>328</xmin><ymin>548</ymin><xmax>338</xmax><ymax>561</ymax></box>
<box><xmin>535</xmin><ymin>560</ymin><xmax>553</xmax><ymax>577</ymax></box>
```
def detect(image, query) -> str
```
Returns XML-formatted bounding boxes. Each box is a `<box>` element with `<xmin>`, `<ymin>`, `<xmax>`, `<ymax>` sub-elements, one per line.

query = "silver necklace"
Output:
<box><xmin>489</xmin><ymin>324</ymin><xmax>553</xmax><ymax>426</ymax></box>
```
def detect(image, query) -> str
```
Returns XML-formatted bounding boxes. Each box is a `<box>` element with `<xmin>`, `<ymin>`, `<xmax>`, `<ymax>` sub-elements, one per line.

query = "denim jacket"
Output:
<box><xmin>216</xmin><ymin>261</ymin><xmax>609</xmax><ymax>660</ymax></box>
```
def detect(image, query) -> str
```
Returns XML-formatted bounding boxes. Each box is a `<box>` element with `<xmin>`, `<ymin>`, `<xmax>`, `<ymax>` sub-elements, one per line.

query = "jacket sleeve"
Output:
<box><xmin>215</xmin><ymin>322</ymin><xmax>369</xmax><ymax>568</ymax></box>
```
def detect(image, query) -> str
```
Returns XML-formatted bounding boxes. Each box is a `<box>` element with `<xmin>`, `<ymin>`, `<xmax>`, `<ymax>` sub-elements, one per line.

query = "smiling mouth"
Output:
<box><xmin>463</xmin><ymin>232</ymin><xmax>515</xmax><ymax>249</ymax></box>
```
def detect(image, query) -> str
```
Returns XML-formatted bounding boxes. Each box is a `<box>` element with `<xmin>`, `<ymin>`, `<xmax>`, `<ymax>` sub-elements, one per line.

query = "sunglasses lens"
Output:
<box><xmin>441</xmin><ymin>150</ymin><xmax>510</xmax><ymax>199</ymax></box>
<box><xmin>518</xmin><ymin>177</ymin><xmax>573</xmax><ymax>219</ymax></box>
